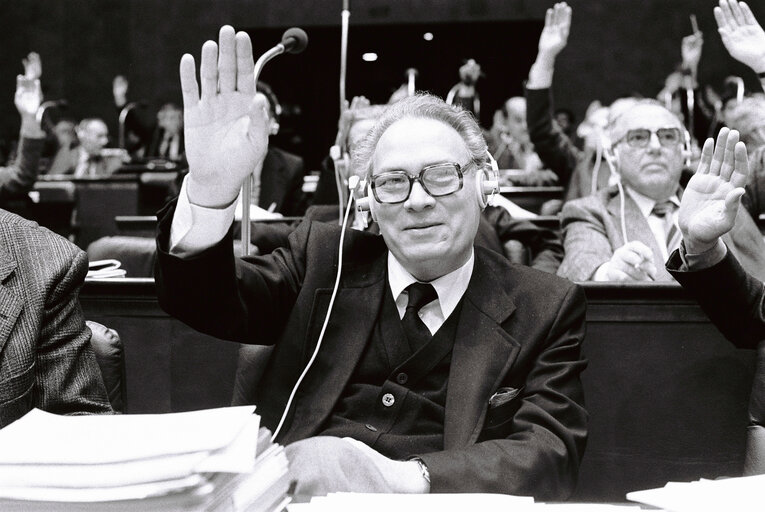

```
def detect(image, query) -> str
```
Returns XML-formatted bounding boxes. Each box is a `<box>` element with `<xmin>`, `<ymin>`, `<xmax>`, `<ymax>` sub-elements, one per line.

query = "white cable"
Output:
<box><xmin>270</xmin><ymin>189</ymin><xmax>357</xmax><ymax>442</ymax></box>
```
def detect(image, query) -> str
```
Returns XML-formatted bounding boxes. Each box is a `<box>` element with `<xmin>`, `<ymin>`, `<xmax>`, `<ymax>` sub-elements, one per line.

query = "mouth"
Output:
<box><xmin>641</xmin><ymin>162</ymin><xmax>668</xmax><ymax>171</ymax></box>
<box><xmin>404</xmin><ymin>222</ymin><xmax>441</xmax><ymax>231</ymax></box>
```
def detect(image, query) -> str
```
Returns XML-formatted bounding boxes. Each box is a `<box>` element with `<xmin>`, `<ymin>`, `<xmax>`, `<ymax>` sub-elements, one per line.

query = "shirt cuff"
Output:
<box><xmin>169</xmin><ymin>175</ymin><xmax>237</xmax><ymax>257</ymax></box>
<box><xmin>593</xmin><ymin>262</ymin><xmax>611</xmax><ymax>281</ymax></box>
<box><xmin>679</xmin><ymin>239</ymin><xmax>727</xmax><ymax>271</ymax></box>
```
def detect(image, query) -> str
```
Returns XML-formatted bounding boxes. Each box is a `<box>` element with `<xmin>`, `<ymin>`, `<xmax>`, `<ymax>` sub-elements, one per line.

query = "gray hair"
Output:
<box><xmin>726</xmin><ymin>94</ymin><xmax>765</xmax><ymax>145</ymax></box>
<box><xmin>351</xmin><ymin>93</ymin><xmax>488</xmax><ymax>178</ymax></box>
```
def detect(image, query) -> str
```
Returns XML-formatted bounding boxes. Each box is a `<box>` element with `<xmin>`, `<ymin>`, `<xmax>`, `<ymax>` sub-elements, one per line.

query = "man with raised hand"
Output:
<box><xmin>156</xmin><ymin>26</ymin><xmax>587</xmax><ymax>499</ymax></box>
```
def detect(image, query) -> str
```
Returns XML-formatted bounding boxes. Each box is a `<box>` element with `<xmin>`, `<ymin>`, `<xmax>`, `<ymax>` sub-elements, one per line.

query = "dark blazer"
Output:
<box><xmin>155</xmin><ymin>200</ymin><xmax>587</xmax><ymax>498</ymax></box>
<box><xmin>0</xmin><ymin>137</ymin><xmax>43</xmax><ymax>203</ymax></box>
<box><xmin>558</xmin><ymin>185</ymin><xmax>765</xmax><ymax>282</ymax></box>
<box><xmin>0</xmin><ymin>209</ymin><xmax>112</xmax><ymax>427</ymax></box>
<box><xmin>260</xmin><ymin>147</ymin><xmax>306</xmax><ymax>217</ymax></box>
<box><xmin>667</xmin><ymin>248</ymin><xmax>765</xmax><ymax>350</ymax></box>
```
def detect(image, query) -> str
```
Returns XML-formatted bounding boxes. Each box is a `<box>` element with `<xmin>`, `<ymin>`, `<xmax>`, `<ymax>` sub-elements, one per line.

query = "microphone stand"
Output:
<box><xmin>118</xmin><ymin>102</ymin><xmax>143</xmax><ymax>150</ymax></box>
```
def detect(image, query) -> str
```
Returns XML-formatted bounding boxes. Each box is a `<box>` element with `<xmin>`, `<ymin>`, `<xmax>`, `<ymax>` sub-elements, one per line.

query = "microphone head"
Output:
<box><xmin>281</xmin><ymin>28</ymin><xmax>308</xmax><ymax>54</ymax></box>
<box><xmin>405</xmin><ymin>68</ymin><xmax>419</xmax><ymax>78</ymax></box>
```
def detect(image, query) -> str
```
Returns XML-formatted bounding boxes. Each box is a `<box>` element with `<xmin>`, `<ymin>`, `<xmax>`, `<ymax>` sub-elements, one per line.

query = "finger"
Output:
<box><xmin>709</xmin><ymin>127</ymin><xmax>729</xmax><ymax>176</ymax></box>
<box><xmin>740</xmin><ymin>2</ymin><xmax>757</xmax><ymax>25</ymax></box>
<box><xmin>729</xmin><ymin>0</ymin><xmax>746</xmax><ymax>25</ymax></box>
<box><xmin>720</xmin><ymin>0</ymin><xmax>739</xmax><ymax>28</ymax></box>
<box><xmin>217</xmin><ymin>26</ymin><xmax>237</xmax><ymax>93</ymax></box>
<box><xmin>719</xmin><ymin>129</ymin><xmax>739</xmax><ymax>181</ymax></box>
<box><xmin>179</xmin><ymin>54</ymin><xmax>200</xmax><ymax>110</ymax></box>
<box><xmin>613</xmin><ymin>257</ymin><xmax>649</xmax><ymax>281</ymax></box>
<box><xmin>235</xmin><ymin>31</ymin><xmax>255</xmax><ymax>94</ymax></box>
<box><xmin>616</xmin><ymin>246</ymin><xmax>645</xmax><ymax>267</ymax></box>
<box><xmin>724</xmin><ymin>187</ymin><xmax>746</xmax><ymax>214</ymax></box>
<box><xmin>561</xmin><ymin>4</ymin><xmax>572</xmax><ymax>34</ymax></box>
<box><xmin>247</xmin><ymin>93</ymin><xmax>271</xmax><ymax>144</ymax></box>
<box><xmin>200</xmin><ymin>40</ymin><xmax>219</xmax><ymax>100</ymax></box>
<box><xmin>714</xmin><ymin>6</ymin><xmax>728</xmax><ymax>30</ymax></box>
<box><xmin>544</xmin><ymin>7</ymin><xmax>553</xmax><ymax>29</ymax></box>
<box><xmin>696</xmin><ymin>137</ymin><xmax>714</xmax><ymax>174</ymax></box>
<box><xmin>730</xmin><ymin>140</ymin><xmax>750</xmax><ymax>188</ymax></box>
<box><xmin>625</xmin><ymin>240</ymin><xmax>654</xmax><ymax>261</ymax></box>
<box><xmin>641</xmin><ymin>261</ymin><xmax>658</xmax><ymax>280</ymax></box>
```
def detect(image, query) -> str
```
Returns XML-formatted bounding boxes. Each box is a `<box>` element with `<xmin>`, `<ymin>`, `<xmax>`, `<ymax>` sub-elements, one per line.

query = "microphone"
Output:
<box><xmin>118</xmin><ymin>101</ymin><xmax>147</xmax><ymax>149</ymax></box>
<box><xmin>406</xmin><ymin>68</ymin><xmax>418</xmax><ymax>96</ymax></box>
<box><xmin>242</xmin><ymin>28</ymin><xmax>309</xmax><ymax>257</ymax></box>
<box><xmin>35</xmin><ymin>99</ymin><xmax>68</xmax><ymax>125</ymax></box>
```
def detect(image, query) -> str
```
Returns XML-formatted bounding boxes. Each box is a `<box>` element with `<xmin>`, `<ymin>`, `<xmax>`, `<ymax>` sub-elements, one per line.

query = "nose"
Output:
<box><xmin>647</xmin><ymin>131</ymin><xmax>662</xmax><ymax>152</ymax></box>
<box><xmin>404</xmin><ymin>180</ymin><xmax>436</xmax><ymax>211</ymax></box>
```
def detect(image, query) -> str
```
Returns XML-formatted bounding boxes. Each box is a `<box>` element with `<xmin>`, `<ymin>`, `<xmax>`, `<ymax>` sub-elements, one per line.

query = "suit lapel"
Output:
<box><xmin>444</xmin><ymin>251</ymin><xmax>520</xmax><ymax>449</ymax></box>
<box><xmin>0</xmin><ymin>249</ymin><xmax>22</xmax><ymax>357</ymax></box>
<box><xmin>287</xmin><ymin>252</ymin><xmax>388</xmax><ymax>440</ymax></box>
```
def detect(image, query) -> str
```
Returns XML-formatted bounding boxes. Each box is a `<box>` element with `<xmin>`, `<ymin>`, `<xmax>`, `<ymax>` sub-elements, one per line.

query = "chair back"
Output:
<box><xmin>86</xmin><ymin>320</ymin><xmax>126</xmax><ymax>413</ymax></box>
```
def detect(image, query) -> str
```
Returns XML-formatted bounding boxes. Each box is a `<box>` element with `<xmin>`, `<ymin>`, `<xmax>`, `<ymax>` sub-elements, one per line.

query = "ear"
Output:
<box><xmin>268</xmin><ymin>119</ymin><xmax>280</xmax><ymax>136</ymax></box>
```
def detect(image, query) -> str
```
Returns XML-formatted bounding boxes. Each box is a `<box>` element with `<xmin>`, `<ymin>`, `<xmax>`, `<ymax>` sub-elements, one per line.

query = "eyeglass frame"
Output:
<box><xmin>368</xmin><ymin>161</ymin><xmax>478</xmax><ymax>205</ymax></box>
<box><xmin>612</xmin><ymin>127</ymin><xmax>683</xmax><ymax>149</ymax></box>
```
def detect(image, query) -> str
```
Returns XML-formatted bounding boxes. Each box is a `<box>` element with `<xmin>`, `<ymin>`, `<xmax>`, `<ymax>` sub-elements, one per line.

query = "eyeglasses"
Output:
<box><xmin>370</xmin><ymin>161</ymin><xmax>474</xmax><ymax>204</ymax></box>
<box><xmin>614</xmin><ymin>128</ymin><xmax>682</xmax><ymax>148</ymax></box>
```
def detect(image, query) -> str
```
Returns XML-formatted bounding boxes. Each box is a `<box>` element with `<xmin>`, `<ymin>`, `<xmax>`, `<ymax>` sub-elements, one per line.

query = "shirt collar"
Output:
<box><xmin>625</xmin><ymin>187</ymin><xmax>680</xmax><ymax>217</ymax></box>
<box><xmin>387</xmin><ymin>249</ymin><xmax>474</xmax><ymax>320</ymax></box>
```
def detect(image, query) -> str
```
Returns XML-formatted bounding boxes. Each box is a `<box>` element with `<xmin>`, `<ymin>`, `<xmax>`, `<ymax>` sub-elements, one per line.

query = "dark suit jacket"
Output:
<box><xmin>0</xmin><ymin>209</ymin><xmax>112</xmax><ymax>427</ymax></box>
<box><xmin>558</xmin><ymin>185</ymin><xmax>765</xmax><ymax>282</ymax></box>
<box><xmin>260</xmin><ymin>147</ymin><xmax>306</xmax><ymax>216</ymax></box>
<box><xmin>0</xmin><ymin>137</ymin><xmax>44</xmax><ymax>203</ymax></box>
<box><xmin>46</xmin><ymin>145</ymin><xmax>122</xmax><ymax>177</ymax></box>
<box><xmin>155</xmin><ymin>200</ymin><xmax>587</xmax><ymax>498</ymax></box>
<box><xmin>667</xmin><ymin>248</ymin><xmax>765</xmax><ymax>350</ymax></box>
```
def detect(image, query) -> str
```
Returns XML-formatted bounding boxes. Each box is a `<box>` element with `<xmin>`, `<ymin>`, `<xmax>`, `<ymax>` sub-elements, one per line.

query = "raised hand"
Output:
<box><xmin>681</xmin><ymin>32</ymin><xmax>704</xmax><ymax>72</ymax></box>
<box><xmin>14</xmin><ymin>76</ymin><xmax>42</xmax><ymax>118</ymax></box>
<box><xmin>678</xmin><ymin>128</ymin><xmax>749</xmax><ymax>254</ymax></box>
<box><xmin>598</xmin><ymin>241</ymin><xmax>657</xmax><ymax>282</ymax></box>
<box><xmin>537</xmin><ymin>2</ymin><xmax>572</xmax><ymax>60</ymax></box>
<box><xmin>714</xmin><ymin>0</ymin><xmax>765</xmax><ymax>73</ymax></box>
<box><xmin>181</xmin><ymin>25</ymin><xmax>270</xmax><ymax>208</ymax></box>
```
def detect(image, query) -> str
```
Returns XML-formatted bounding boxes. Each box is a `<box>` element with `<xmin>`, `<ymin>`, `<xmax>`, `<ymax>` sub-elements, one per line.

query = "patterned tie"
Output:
<box><xmin>402</xmin><ymin>282</ymin><xmax>438</xmax><ymax>352</ymax></box>
<box><xmin>652</xmin><ymin>201</ymin><xmax>681</xmax><ymax>254</ymax></box>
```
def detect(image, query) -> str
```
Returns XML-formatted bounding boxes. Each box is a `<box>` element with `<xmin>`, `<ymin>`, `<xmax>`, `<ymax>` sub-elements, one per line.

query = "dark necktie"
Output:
<box><xmin>402</xmin><ymin>282</ymin><xmax>438</xmax><ymax>352</ymax></box>
<box><xmin>652</xmin><ymin>201</ymin><xmax>680</xmax><ymax>254</ymax></box>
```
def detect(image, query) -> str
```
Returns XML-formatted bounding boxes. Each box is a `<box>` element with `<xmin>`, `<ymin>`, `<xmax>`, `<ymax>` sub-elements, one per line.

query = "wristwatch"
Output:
<box><xmin>414</xmin><ymin>458</ymin><xmax>430</xmax><ymax>484</ymax></box>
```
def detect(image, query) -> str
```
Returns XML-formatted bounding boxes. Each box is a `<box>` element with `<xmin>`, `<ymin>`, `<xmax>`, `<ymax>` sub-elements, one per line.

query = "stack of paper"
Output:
<box><xmin>0</xmin><ymin>407</ymin><xmax>290</xmax><ymax>512</ymax></box>
<box><xmin>626</xmin><ymin>474</ymin><xmax>765</xmax><ymax>512</ymax></box>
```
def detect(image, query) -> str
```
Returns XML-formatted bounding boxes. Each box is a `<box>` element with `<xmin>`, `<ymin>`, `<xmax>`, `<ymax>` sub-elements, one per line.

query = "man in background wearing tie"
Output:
<box><xmin>557</xmin><ymin>100</ymin><xmax>765</xmax><ymax>282</ymax></box>
<box><xmin>156</xmin><ymin>26</ymin><xmax>587</xmax><ymax>499</ymax></box>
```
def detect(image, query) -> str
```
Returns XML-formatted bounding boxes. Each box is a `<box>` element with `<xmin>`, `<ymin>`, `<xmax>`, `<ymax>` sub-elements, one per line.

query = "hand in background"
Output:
<box><xmin>334</xmin><ymin>95</ymin><xmax>370</xmax><ymax>149</ymax></box>
<box><xmin>679</xmin><ymin>127</ymin><xmax>749</xmax><ymax>254</ymax></box>
<box><xmin>597</xmin><ymin>241</ymin><xmax>657</xmax><ymax>282</ymax></box>
<box><xmin>714</xmin><ymin>0</ymin><xmax>765</xmax><ymax>73</ymax></box>
<box><xmin>113</xmin><ymin>75</ymin><xmax>129</xmax><ymax>107</ymax></box>
<box><xmin>537</xmin><ymin>2</ymin><xmax>572</xmax><ymax>62</ymax></box>
<box><xmin>180</xmin><ymin>25</ymin><xmax>270</xmax><ymax>208</ymax></box>
<box><xmin>681</xmin><ymin>32</ymin><xmax>704</xmax><ymax>78</ymax></box>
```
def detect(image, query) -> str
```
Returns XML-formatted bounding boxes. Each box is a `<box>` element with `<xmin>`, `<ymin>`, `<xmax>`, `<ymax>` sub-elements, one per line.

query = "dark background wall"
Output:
<box><xmin>2</xmin><ymin>0</ymin><xmax>764</xmax><ymax>168</ymax></box>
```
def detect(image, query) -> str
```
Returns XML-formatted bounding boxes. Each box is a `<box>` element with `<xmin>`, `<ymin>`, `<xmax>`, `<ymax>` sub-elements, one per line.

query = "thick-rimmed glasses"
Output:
<box><xmin>370</xmin><ymin>161</ymin><xmax>474</xmax><ymax>204</ymax></box>
<box><xmin>614</xmin><ymin>128</ymin><xmax>682</xmax><ymax>148</ymax></box>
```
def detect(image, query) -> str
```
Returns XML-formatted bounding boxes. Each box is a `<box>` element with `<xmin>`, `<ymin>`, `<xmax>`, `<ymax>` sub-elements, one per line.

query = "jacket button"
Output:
<box><xmin>396</xmin><ymin>373</ymin><xmax>408</xmax><ymax>384</ymax></box>
<box><xmin>382</xmin><ymin>393</ymin><xmax>395</xmax><ymax>407</ymax></box>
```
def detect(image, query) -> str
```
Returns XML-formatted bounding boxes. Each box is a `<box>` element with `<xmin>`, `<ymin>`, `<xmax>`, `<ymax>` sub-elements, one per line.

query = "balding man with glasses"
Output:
<box><xmin>155</xmin><ymin>26</ymin><xmax>587</xmax><ymax>499</ymax></box>
<box><xmin>557</xmin><ymin>100</ymin><xmax>765</xmax><ymax>282</ymax></box>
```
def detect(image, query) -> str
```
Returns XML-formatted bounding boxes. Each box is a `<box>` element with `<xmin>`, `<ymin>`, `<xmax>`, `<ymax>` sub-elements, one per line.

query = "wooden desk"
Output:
<box><xmin>80</xmin><ymin>279</ymin><xmax>754</xmax><ymax>502</ymax></box>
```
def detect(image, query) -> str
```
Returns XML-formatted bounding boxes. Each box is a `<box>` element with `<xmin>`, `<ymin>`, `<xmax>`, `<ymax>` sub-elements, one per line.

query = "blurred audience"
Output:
<box><xmin>47</xmin><ymin>118</ymin><xmax>123</xmax><ymax>177</ymax></box>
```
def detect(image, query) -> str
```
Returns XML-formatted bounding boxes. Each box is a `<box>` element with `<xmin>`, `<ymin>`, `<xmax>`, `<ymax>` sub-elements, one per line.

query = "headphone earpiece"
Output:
<box><xmin>682</xmin><ymin>130</ymin><xmax>692</xmax><ymax>167</ymax></box>
<box><xmin>477</xmin><ymin>153</ymin><xmax>500</xmax><ymax>210</ymax></box>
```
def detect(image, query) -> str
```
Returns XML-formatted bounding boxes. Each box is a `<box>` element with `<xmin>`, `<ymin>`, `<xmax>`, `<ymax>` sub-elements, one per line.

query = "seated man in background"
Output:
<box><xmin>0</xmin><ymin>206</ymin><xmax>112</xmax><ymax>427</ymax></box>
<box><xmin>47</xmin><ymin>118</ymin><xmax>123</xmax><ymax>177</ymax></box>
<box><xmin>156</xmin><ymin>26</ymin><xmax>586</xmax><ymax>498</ymax></box>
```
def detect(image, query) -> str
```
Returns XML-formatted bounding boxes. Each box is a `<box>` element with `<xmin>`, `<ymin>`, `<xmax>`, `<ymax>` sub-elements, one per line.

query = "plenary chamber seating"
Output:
<box><xmin>80</xmin><ymin>279</ymin><xmax>756</xmax><ymax>502</ymax></box>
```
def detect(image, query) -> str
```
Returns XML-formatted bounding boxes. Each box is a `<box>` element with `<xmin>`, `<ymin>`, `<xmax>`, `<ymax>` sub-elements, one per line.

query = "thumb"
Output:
<box><xmin>723</xmin><ymin>187</ymin><xmax>745</xmax><ymax>215</ymax></box>
<box><xmin>246</xmin><ymin>94</ymin><xmax>270</xmax><ymax>146</ymax></box>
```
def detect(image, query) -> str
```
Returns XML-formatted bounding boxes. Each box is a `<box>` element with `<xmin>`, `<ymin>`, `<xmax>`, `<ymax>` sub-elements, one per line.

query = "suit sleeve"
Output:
<box><xmin>557</xmin><ymin>198</ymin><xmax>613</xmax><ymax>281</ymax></box>
<box><xmin>483</xmin><ymin>206</ymin><xmax>563</xmax><ymax>274</ymax></box>
<box><xmin>0</xmin><ymin>137</ymin><xmax>44</xmax><ymax>200</ymax></box>
<box><xmin>35</xmin><ymin>248</ymin><xmax>112</xmax><ymax>415</ymax></box>
<box><xmin>525</xmin><ymin>87</ymin><xmax>579</xmax><ymax>187</ymax></box>
<box><xmin>668</xmin><ymin>248</ymin><xmax>765</xmax><ymax>350</ymax></box>
<box><xmin>155</xmin><ymin>198</ymin><xmax>309</xmax><ymax>344</ymax></box>
<box><xmin>418</xmin><ymin>283</ymin><xmax>587</xmax><ymax>499</ymax></box>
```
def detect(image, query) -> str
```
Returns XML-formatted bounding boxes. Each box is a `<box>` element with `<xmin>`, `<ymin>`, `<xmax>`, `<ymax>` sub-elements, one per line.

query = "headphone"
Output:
<box><xmin>355</xmin><ymin>151</ymin><xmax>500</xmax><ymax>217</ymax></box>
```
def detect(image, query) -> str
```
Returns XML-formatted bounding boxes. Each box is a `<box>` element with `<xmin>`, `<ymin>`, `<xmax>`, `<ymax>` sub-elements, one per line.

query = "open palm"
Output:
<box><xmin>181</xmin><ymin>26</ymin><xmax>269</xmax><ymax>207</ymax></box>
<box><xmin>715</xmin><ymin>0</ymin><xmax>765</xmax><ymax>72</ymax></box>
<box><xmin>678</xmin><ymin>128</ymin><xmax>749</xmax><ymax>251</ymax></box>
<box><xmin>538</xmin><ymin>2</ymin><xmax>571</xmax><ymax>58</ymax></box>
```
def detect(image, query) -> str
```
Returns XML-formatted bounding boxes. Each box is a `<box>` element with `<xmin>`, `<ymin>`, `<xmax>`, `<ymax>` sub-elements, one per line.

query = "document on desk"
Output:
<box><xmin>0</xmin><ymin>406</ymin><xmax>291</xmax><ymax>512</ymax></box>
<box><xmin>626</xmin><ymin>474</ymin><xmax>765</xmax><ymax>512</ymax></box>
